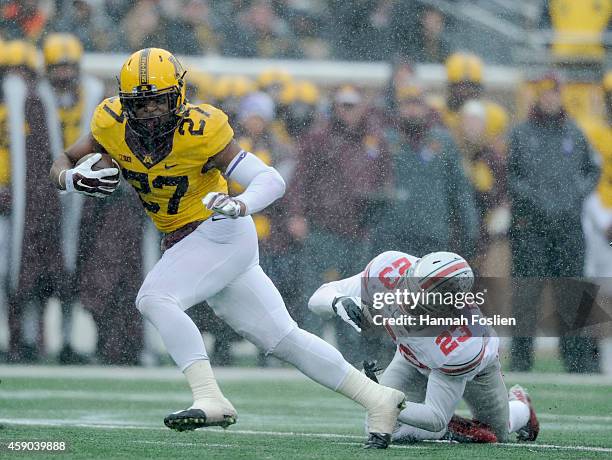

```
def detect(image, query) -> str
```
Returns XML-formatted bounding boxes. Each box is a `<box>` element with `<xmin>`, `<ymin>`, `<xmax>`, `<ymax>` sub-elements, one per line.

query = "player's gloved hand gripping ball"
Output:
<box><xmin>203</xmin><ymin>192</ymin><xmax>245</xmax><ymax>218</ymax></box>
<box><xmin>63</xmin><ymin>153</ymin><xmax>120</xmax><ymax>198</ymax></box>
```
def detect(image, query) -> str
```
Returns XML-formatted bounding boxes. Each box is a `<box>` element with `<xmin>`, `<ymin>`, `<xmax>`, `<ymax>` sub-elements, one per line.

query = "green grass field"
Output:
<box><xmin>0</xmin><ymin>366</ymin><xmax>610</xmax><ymax>459</ymax></box>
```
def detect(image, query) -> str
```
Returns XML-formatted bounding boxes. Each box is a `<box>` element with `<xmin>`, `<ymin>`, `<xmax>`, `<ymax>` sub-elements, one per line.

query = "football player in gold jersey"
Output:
<box><xmin>43</xmin><ymin>33</ymin><xmax>100</xmax><ymax>365</ymax></box>
<box><xmin>581</xmin><ymin>71</ymin><xmax>612</xmax><ymax>293</ymax></box>
<box><xmin>5</xmin><ymin>40</ymin><xmax>65</xmax><ymax>362</ymax></box>
<box><xmin>43</xmin><ymin>33</ymin><xmax>145</xmax><ymax>365</ymax></box>
<box><xmin>430</xmin><ymin>52</ymin><xmax>509</xmax><ymax>153</ymax></box>
<box><xmin>50</xmin><ymin>48</ymin><xmax>404</xmax><ymax>448</ymax></box>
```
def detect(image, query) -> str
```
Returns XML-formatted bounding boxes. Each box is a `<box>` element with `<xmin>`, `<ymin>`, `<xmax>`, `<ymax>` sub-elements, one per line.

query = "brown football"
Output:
<box><xmin>76</xmin><ymin>153</ymin><xmax>120</xmax><ymax>179</ymax></box>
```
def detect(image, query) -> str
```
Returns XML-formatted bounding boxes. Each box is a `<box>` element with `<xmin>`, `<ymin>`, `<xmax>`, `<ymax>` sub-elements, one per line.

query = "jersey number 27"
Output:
<box><xmin>122</xmin><ymin>168</ymin><xmax>189</xmax><ymax>215</ymax></box>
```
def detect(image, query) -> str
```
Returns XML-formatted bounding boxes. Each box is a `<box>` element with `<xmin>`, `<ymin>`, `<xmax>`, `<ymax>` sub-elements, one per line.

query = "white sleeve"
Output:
<box><xmin>225</xmin><ymin>150</ymin><xmax>286</xmax><ymax>215</ymax></box>
<box><xmin>308</xmin><ymin>273</ymin><xmax>363</xmax><ymax>318</ymax></box>
<box><xmin>398</xmin><ymin>370</ymin><xmax>467</xmax><ymax>432</ymax></box>
<box><xmin>583</xmin><ymin>193</ymin><xmax>612</xmax><ymax>234</ymax></box>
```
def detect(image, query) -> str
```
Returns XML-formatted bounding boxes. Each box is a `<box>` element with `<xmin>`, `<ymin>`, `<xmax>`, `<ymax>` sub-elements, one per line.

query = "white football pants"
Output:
<box><xmin>136</xmin><ymin>216</ymin><xmax>350</xmax><ymax>390</ymax></box>
<box><xmin>381</xmin><ymin>349</ymin><xmax>523</xmax><ymax>443</ymax></box>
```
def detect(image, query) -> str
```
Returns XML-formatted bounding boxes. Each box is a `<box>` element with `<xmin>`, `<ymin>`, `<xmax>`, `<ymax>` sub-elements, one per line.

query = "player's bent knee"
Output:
<box><xmin>267</xmin><ymin>325</ymin><xmax>316</xmax><ymax>358</ymax></box>
<box><xmin>259</xmin><ymin>323</ymin><xmax>298</xmax><ymax>356</ymax></box>
<box><xmin>429</xmin><ymin>419</ymin><xmax>447</xmax><ymax>433</ymax></box>
<box><xmin>135</xmin><ymin>292</ymin><xmax>181</xmax><ymax>316</ymax></box>
<box><xmin>421</xmin><ymin>411</ymin><xmax>448</xmax><ymax>433</ymax></box>
<box><xmin>391</xmin><ymin>422</ymin><xmax>446</xmax><ymax>443</ymax></box>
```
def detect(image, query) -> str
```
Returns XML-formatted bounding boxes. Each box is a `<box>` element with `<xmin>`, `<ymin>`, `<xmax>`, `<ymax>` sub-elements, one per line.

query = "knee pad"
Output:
<box><xmin>261</xmin><ymin>323</ymin><xmax>298</xmax><ymax>356</ymax></box>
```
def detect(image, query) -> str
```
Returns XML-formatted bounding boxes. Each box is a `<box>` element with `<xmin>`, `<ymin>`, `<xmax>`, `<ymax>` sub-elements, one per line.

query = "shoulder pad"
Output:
<box><xmin>181</xmin><ymin>103</ymin><xmax>234</xmax><ymax>154</ymax></box>
<box><xmin>362</xmin><ymin>251</ymin><xmax>417</xmax><ymax>297</ymax></box>
<box><xmin>91</xmin><ymin>97</ymin><xmax>125</xmax><ymax>131</ymax></box>
<box><xmin>365</xmin><ymin>251</ymin><xmax>416</xmax><ymax>278</ymax></box>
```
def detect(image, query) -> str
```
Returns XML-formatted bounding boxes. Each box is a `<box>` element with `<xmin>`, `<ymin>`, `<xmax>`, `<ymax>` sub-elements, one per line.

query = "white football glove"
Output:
<box><xmin>203</xmin><ymin>192</ymin><xmax>244</xmax><ymax>218</ymax></box>
<box><xmin>332</xmin><ymin>296</ymin><xmax>367</xmax><ymax>332</ymax></box>
<box><xmin>64</xmin><ymin>153</ymin><xmax>120</xmax><ymax>198</ymax></box>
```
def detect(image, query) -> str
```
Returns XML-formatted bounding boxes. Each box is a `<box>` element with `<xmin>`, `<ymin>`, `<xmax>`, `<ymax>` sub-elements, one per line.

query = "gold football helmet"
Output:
<box><xmin>118</xmin><ymin>48</ymin><xmax>187</xmax><ymax>137</ymax></box>
<box><xmin>395</xmin><ymin>84</ymin><xmax>424</xmax><ymax>103</ymax></box>
<box><xmin>0</xmin><ymin>40</ymin><xmax>7</xmax><ymax>68</ymax></box>
<box><xmin>5</xmin><ymin>40</ymin><xmax>39</xmax><ymax>71</ymax></box>
<box><xmin>43</xmin><ymin>33</ymin><xmax>83</xmax><ymax>67</ymax></box>
<box><xmin>279</xmin><ymin>80</ymin><xmax>320</xmax><ymax>105</ymax></box>
<box><xmin>213</xmin><ymin>75</ymin><xmax>256</xmax><ymax>102</ymax></box>
<box><xmin>279</xmin><ymin>80</ymin><xmax>320</xmax><ymax>136</ymax></box>
<box><xmin>257</xmin><ymin>68</ymin><xmax>292</xmax><ymax>90</ymax></box>
<box><xmin>446</xmin><ymin>52</ymin><xmax>483</xmax><ymax>84</ymax></box>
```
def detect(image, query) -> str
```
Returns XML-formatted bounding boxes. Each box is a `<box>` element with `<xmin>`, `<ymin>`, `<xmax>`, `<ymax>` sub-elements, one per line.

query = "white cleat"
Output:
<box><xmin>364</xmin><ymin>386</ymin><xmax>406</xmax><ymax>449</ymax></box>
<box><xmin>509</xmin><ymin>384</ymin><xmax>539</xmax><ymax>442</ymax></box>
<box><xmin>164</xmin><ymin>397</ymin><xmax>237</xmax><ymax>431</ymax></box>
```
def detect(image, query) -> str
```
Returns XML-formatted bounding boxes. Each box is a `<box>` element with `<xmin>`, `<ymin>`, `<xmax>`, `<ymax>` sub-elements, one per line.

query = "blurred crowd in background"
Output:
<box><xmin>0</xmin><ymin>0</ymin><xmax>611</xmax><ymax>63</ymax></box>
<box><xmin>0</xmin><ymin>0</ymin><xmax>612</xmax><ymax>374</ymax></box>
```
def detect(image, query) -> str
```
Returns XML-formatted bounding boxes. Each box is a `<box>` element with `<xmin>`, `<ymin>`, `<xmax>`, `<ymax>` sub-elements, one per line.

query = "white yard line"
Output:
<box><xmin>0</xmin><ymin>418</ymin><xmax>611</xmax><ymax>454</ymax></box>
<box><xmin>538</xmin><ymin>414</ymin><xmax>612</xmax><ymax>422</ymax></box>
<box><xmin>540</xmin><ymin>423</ymin><xmax>612</xmax><ymax>431</ymax></box>
<box><xmin>0</xmin><ymin>389</ymin><xmax>350</xmax><ymax>410</ymax></box>
<box><xmin>0</xmin><ymin>389</ymin><xmax>191</xmax><ymax>403</ymax></box>
<box><xmin>1</xmin><ymin>365</ymin><xmax>612</xmax><ymax>386</ymax></box>
<box><xmin>1</xmin><ymin>388</ymin><xmax>612</xmax><ymax>425</ymax></box>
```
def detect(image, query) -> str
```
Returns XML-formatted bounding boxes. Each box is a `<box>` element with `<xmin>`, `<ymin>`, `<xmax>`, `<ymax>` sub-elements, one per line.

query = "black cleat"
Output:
<box><xmin>163</xmin><ymin>408</ymin><xmax>236</xmax><ymax>432</ymax></box>
<box><xmin>364</xmin><ymin>433</ymin><xmax>391</xmax><ymax>449</ymax></box>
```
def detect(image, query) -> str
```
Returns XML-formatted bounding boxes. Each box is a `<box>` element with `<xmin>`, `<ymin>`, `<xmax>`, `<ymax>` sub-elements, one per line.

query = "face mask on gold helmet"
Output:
<box><xmin>279</xmin><ymin>80</ymin><xmax>319</xmax><ymax>136</ymax></box>
<box><xmin>118</xmin><ymin>48</ymin><xmax>187</xmax><ymax>139</ymax></box>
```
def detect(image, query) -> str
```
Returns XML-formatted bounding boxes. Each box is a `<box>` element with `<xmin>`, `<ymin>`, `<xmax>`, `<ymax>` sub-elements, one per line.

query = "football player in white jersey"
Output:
<box><xmin>309</xmin><ymin>250</ymin><xmax>539</xmax><ymax>444</ymax></box>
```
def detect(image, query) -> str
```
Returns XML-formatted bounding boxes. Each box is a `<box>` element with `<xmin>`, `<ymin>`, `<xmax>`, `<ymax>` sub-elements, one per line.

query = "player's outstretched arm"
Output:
<box><xmin>50</xmin><ymin>133</ymin><xmax>119</xmax><ymax>198</ymax></box>
<box><xmin>309</xmin><ymin>273</ymin><xmax>368</xmax><ymax>332</ymax></box>
<box><xmin>203</xmin><ymin>139</ymin><xmax>286</xmax><ymax>218</ymax></box>
<box><xmin>308</xmin><ymin>273</ymin><xmax>362</xmax><ymax>316</ymax></box>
